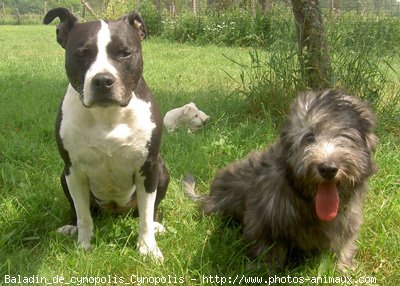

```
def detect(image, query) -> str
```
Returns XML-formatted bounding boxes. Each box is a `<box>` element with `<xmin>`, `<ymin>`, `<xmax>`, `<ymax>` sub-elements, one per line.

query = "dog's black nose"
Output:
<box><xmin>92</xmin><ymin>73</ymin><xmax>115</xmax><ymax>91</ymax></box>
<box><xmin>318</xmin><ymin>163</ymin><xmax>338</xmax><ymax>180</ymax></box>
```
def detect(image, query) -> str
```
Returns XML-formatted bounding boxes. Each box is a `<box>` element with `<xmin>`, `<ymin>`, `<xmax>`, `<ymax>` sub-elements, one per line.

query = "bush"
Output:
<box><xmin>139</xmin><ymin>1</ymin><xmax>163</xmax><ymax>37</ymax></box>
<box><xmin>328</xmin><ymin>14</ymin><xmax>400</xmax><ymax>56</ymax></box>
<box><xmin>103</xmin><ymin>0</ymin><xmax>162</xmax><ymax>37</ymax></box>
<box><xmin>160</xmin><ymin>9</ymin><xmax>271</xmax><ymax>47</ymax></box>
<box><xmin>230</xmin><ymin>9</ymin><xmax>399</xmax><ymax>130</ymax></box>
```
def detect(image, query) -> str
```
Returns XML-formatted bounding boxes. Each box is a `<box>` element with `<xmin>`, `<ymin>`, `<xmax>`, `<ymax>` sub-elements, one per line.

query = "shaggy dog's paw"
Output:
<box><xmin>337</xmin><ymin>261</ymin><xmax>356</xmax><ymax>273</ymax></box>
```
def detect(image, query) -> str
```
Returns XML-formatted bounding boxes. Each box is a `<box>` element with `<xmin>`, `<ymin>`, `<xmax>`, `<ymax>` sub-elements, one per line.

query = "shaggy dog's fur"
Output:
<box><xmin>189</xmin><ymin>90</ymin><xmax>378</xmax><ymax>271</ymax></box>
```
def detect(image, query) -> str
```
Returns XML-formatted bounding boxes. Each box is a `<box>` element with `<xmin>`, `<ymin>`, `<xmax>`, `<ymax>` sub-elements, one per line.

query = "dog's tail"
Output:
<box><xmin>181</xmin><ymin>173</ymin><xmax>204</xmax><ymax>202</ymax></box>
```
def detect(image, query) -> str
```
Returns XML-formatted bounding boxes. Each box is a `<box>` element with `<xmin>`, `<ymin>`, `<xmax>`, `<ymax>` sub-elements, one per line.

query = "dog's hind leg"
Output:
<box><xmin>57</xmin><ymin>170</ymin><xmax>78</xmax><ymax>236</ymax></box>
<box><xmin>153</xmin><ymin>157</ymin><xmax>169</xmax><ymax>235</ymax></box>
<box><xmin>244</xmin><ymin>218</ymin><xmax>289</xmax><ymax>268</ymax></box>
<box><xmin>154</xmin><ymin>157</ymin><xmax>169</xmax><ymax>217</ymax></box>
<box><xmin>203</xmin><ymin>150</ymin><xmax>267</xmax><ymax>221</ymax></box>
<box><xmin>132</xmin><ymin>156</ymin><xmax>169</xmax><ymax>237</ymax></box>
<box><xmin>203</xmin><ymin>167</ymin><xmax>251</xmax><ymax>221</ymax></box>
<box><xmin>136</xmin><ymin>185</ymin><xmax>163</xmax><ymax>261</ymax></box>
<box><xmin>247</xmin><ymin>239</ymin><xmax>289</xmax><ymax>271</ymax></box>
<box><xmin>135</xmin><ymin>162</ymin><xmax>164</xmax><ymax>262</ymax></box>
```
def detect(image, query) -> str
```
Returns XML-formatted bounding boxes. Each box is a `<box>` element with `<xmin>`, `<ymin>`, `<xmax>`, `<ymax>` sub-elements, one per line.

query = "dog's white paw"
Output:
<box><xmin>57</xmin><ymin>225</ymin><xmax>78</xmax><ymax>236</ymax></box>
<box><xmin>77</xmin><ymin>228</ymin><xmax>93</xmax><ymax>251</ymax></box>
<box><xmin>57</xmin><ymin>225</ymin><xmax>92</xmax><ymax>250</ymax></box>
<box><xmin>137</xmin><ymin>238</ymin><xmax>164</xmax><ymax>263</ymax></box>
<box><xmin>153</xmin><ymin>222</ymin><xmax>166</xmax><ymax>235</ymax></box>
<box><xmin>77</xmin><ymin>239</ymin><xmax>91</xmax><ymax>251</ymax></box>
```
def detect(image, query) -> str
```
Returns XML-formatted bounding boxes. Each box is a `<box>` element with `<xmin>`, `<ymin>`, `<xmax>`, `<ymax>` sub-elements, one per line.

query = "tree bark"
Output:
<box><xmin>373</xmin><ymin>0</ymin><xmax>382</xmax><ymax>16</ymax></box>
<box><xmin>263</xmin><ymin>0</ymin><xmax>271</xmax><ymax>15</ymax></box>
<box><xmin>330</xmin><ymin>0</ymin><xmax>340</xmax><ymax>16</ymax></box>
<box><xmin>356</xmin><ymin>1</ymin><xmax>361</xmax><ymax>15</ymax></box>
<box><xmin>156</xmin><ymin>0</ymin><xmax>161</xmax><ymax>13</ymax></box>
<box><xmin>251</xmin><ymin>0</ymin><xmax>257</xmax><ymax>18</ymax></box>
<box><xmin>192</xmin><ymin>0</ymin><xmax>197</xmax><ymax>15</ymax></box>
<box><xmin>291</xmin><ymin>0</ymin><xmax>333</xmax><ymax>89</ymax></box>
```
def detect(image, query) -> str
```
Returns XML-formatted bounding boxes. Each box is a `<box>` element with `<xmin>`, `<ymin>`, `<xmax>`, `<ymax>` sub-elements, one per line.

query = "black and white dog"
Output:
<box><xmin>44</xmin><ymin>8</ymin><xmax>169</xmax><ymax>261</ymax></box>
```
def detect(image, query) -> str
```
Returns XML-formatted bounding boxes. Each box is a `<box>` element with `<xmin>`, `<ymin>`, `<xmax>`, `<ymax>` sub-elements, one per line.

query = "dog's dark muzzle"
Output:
<box><xmin>89</xmin><ymin>72</ymin><xmax>130</xmax><ymax>107</ymax></box>
<box><xmin>92</xmin><ymin>72</ymin><xmax>115</xmax><ymax>94</ymax></box>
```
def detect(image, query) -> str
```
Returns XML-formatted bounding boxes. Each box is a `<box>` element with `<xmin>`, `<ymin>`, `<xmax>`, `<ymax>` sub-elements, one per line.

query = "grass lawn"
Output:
<box><xmin>0</xmin><ymin>25</ymin><xmax>399</xmax><ymax>285</ymax></box>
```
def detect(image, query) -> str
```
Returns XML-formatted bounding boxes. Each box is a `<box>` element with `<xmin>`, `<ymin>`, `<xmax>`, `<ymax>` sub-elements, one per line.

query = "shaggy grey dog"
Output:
<box><xmin>187</xmin><ymin>90</ymin><xmax>378</xmax><ymax>271</ymax></box>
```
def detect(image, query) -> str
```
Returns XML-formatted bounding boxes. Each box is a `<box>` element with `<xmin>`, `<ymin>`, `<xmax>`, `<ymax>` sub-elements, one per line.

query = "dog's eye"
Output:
<box><xmin>75</xmin><ymin>47</ymin><xmax>90</xmax><ymax>58</ymax></box>
<box><xmin>118</xmin><ymin>49</ymin><xmax>132</xmax><ymax>59</ymax></box>
<box><xmin>302</xmin><ymin>132</ymin><xmax>315</xmax><ymax>144</ymax></box>
<box><xmin>340</xmin><ymin>133</ymin><xmax>357</xmax><ymax>143</ymax></box>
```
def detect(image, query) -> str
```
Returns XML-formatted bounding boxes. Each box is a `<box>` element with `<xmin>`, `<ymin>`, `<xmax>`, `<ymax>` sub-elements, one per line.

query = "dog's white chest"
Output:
<box><xmin>60</xmin><ymin>85</ymin><xmax>155</xmax><ymax>204</ymax></box>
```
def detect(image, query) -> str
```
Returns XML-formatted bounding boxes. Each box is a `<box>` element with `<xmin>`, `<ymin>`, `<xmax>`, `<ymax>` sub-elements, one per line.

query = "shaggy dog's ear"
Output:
<box><xmin>43</xmin><ymin>7</ymin><xmax>79</xmax><ymax>48</ymax></box>
<box><xmin>362</xmin><ymin>107</ymin><xmax>378</xmax><ymax>153</ymax></box>
<box><xmin>347</xmin><ymin>95</ymin><xmax>379</xmax><ymax>153</ymax></box>
<box><xmin>365</xmin><ymin>129</ymin><xmax>379</xmax><ymax>153</ymax></box>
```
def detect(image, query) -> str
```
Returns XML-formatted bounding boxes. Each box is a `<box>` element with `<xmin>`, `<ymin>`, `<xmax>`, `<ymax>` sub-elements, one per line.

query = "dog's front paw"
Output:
<box><xmin>153</xmin><ymin>222</ymin><xmax>166</xmax><ymax>235</ymax></box>
<box><xmin>77</xmin><ymin>239</ymin><xmax>91</xmax><ymax>251</ymax></box>
<box><xmin>137</xmin><ymin>238</ymin><xmax>164</xmax><ymax>263</ymax></box>
<box><xmin>337</xmin><ymin>260</ymin><xmax>356</xmax><ymax>273</ymax></box>
<box><xmin>77</xmin><ymin>228</ymin><xmax>93</xmax><ymax>251</ymax></box>
<box><xmin>57</xmin><ymin>225</ymin><xmax>92</xmax><ymax>250</ymax></box>
<box><xmin>57</xmin><ymin>225</ymin><xmax>78</xmax><ymax>236</ymax></box>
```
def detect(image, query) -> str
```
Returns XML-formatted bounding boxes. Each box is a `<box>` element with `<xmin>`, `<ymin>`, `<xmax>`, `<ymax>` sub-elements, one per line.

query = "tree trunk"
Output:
<box><xmin>330</xmin><ymin>0</ymin><xmax>340</xmax><ymax>16</ymax></box>
<box><xmin>16</xmin><ymin>8</ymin><xmax>20</xmax><ymax>24</ymax></box>
<box><xmin>156</xmin><ymin>0</ymin><xmax>161</xmax><ymax>13</ymax></box>
<box><xmin>170</xmin><ymin>0</ymin><xmax>176</xmax><ymax>17</ymax></box>
<box><xmin>291</xmin><ymin>0</ymin><xmax>333</xmax><ymax>89</ymax></box>
<box><xmin>356</xmin><ymin>1</ymin><xmax>361</xmax><ymax>15</ymax></box>
<box><xmin>192</xmin><ymin>0</ymin><xmax>197</xmax><ymax>15</ymax></box>
<box><xmin>373</xmin><ymin>0</ymin><xmax>381</xmax><ymax>15</ymax></box>
<box><xmin>251</xmin><ymin>0</ymin><xmax>257</xmax><ymax>18</ymax></box>
<box><xmin>263</xmin><ymin>0</ymin><xmax>271</xmax><ymax>15</ymax></box>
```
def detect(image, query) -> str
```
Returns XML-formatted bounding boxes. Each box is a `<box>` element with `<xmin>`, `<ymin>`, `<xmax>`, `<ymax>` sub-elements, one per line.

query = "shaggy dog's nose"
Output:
<box><xmin>318</xmin><ymin>163</ymin><xmax>338</xmax><ymax>180</ymax></box>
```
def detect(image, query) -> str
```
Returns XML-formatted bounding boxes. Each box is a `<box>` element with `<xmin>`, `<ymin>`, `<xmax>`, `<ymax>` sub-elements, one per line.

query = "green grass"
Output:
<box><xmin>1</xmin><ymin>25</ymin><xmax>399</xmax><ymax>285</ymax></box>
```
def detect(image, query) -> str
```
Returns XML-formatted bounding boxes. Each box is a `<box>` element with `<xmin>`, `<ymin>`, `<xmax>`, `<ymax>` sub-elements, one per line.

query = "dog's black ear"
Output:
<box><xmin>43</xmin><ymin>7</ymin><xmax>79</xmax><ymax>48</ymax></box>
<box><xmin>126</xmin><ymin>11</ymin><xmax>147</xmax><ymax>40</ymax></box>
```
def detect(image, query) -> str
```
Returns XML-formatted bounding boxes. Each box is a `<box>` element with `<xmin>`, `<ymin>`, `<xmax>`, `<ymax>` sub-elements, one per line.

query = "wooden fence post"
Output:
<box><xmin>2</xmin><ymin>2</ymin><xmax>6</xmax><ymax>20</ymax></box>
<box><xmin>82</xmin><ymin>0</ymin><xmax>86</xmax><ymax>18</ymax></box>
<box><xmin>16</xmin><ymin>8</ymin><xmax>20</xmax><ymax>24</ymax></box>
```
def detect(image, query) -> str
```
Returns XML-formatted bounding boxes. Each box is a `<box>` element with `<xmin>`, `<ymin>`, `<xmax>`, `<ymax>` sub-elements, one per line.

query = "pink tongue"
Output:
<box><xmin>316</xmin><ymin>182</ymin><xmax>339</xmax><ymax>221</ymax></box>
